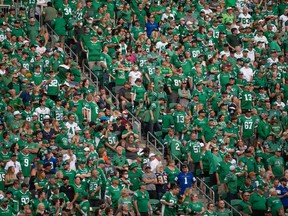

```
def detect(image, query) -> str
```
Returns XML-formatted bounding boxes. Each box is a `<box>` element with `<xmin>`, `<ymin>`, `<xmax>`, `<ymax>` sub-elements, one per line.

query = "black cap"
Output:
<box><xmin>43</xmin><ymin>162</ymin><xmax>52</xmax><ymax>168</ymax></box>
<box><xmin>198</xmin><ymin>109</ymin><xmax>205</xmax><ymax>114</ymax></box>
<box><xmin>63</xmin><ymin>176</ymin><xmax>69</xmax><ymax>181</ymax></box>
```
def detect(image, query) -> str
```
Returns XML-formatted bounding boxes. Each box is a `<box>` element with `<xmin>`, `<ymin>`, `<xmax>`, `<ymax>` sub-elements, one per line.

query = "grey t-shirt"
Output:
<box><xmin>142</xmin><ymin>172</ymin><xmax>156</xmax><ymax>191</ymax></box>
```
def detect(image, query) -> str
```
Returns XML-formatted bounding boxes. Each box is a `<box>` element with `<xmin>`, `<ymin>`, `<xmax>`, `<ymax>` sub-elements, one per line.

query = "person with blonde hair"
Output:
<box><xmin>118</xmin><ymin>188</ymin><xmax>134</xmax><ymax>215</ymax></box>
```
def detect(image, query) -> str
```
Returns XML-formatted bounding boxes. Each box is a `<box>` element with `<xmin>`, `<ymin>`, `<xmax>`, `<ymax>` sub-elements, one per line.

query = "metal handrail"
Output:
<box><xmin>171</xmin><ymin>153</ymin><xmax>183</xmax><ymax>170</ymax></box>
<box><xmin>223</xmin><ymin>200</ymin><xmax>241</xmax><ymax>216</ymax></box>
<box><xmin>64</xmin><ymin>43</ymin><xmax>78</xmax><ymax>62</ymax></box>
<box><xmin>127</xmin><ymin>110</ymin><xmax>142</xmax><ymax>139</ymax></box>
<box><xmin>82</xmin><ymin>64</ymin><xmax>99</xmax><ymax>92</ymax></box>
<box><xmin>104</xmin><ymin>86</ymin><xmax>119</xmax><ymax>109</ymax></box>
<box><xmin>196</xmin><ymin>177</ymin><xmax>215</xmax><ymax>203</ymax></box>
<box><xmin>146</xmin><ymin>132</ymin><xmax>165</xmax><ymax>156</ymax></box>
<box><xmin>146</xmin><ymin>137</ymin><xmax>163</xmax><ymax>156</ymax></box>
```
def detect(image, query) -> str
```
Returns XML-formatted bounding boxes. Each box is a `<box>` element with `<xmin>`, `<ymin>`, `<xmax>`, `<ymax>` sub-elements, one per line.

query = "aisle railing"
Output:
<box><xmin>147</xmin><ymin>132</ymin><xmax>165</xmax><ymax>156</ymax></box>
<box><xmin>196</xmin><ymin>177</ymin><xmax>215</xmax><ymax>203</ymax></box>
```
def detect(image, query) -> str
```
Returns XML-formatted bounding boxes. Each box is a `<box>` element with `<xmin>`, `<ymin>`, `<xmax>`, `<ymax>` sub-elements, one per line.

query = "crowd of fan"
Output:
<box><xmin>0</xmin><ymin>0</ymin><xmax>288</xmax><ymax>215</ymax></box>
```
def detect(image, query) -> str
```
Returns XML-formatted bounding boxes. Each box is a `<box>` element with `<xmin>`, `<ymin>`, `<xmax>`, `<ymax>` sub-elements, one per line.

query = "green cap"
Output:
<box><xmin>50</xmin><ymin>185</ymin><xmax>58</xmax><ymax>190</ymax></box>
<box><xmin>62</xmin><ymin>161</ymin><xmax>69</xmax><ymax>166</ymax></box>
<box><xmin>139</xmin><ymin>182</ymin><xmax>146</xmax><ymax>187</ymax></box>
<box><xmin>111</xmin><ymin>176</ymin><xmax>119</xmax><ymax>181</ymax></box>
<box><xmin>130</xmin><ymin>162</ymin><xmax>138</xmax><ymax>169</ymax></box>
<box><xmin>51</xmin><ymin>174</ymin><xmax>57</xmax><ymax>178</ymax></box>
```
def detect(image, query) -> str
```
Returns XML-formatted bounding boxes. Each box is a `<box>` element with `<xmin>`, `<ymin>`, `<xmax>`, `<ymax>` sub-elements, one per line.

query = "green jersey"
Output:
<box><xmin>239</xmin><ymin>91</ymin><xmax>253</xmax><ymax>110</ymax></box>
<box><xmin>105</xmin><ymin>132</ymin><xmax>118</xmax><ymax>155</ymax></box>
<box><xmin>18</xmin><ymin>152</ymin><xmax>32</xmax><ymax>177</ymax></box>
<box><xmin>105</xmin><ymin>185</ymin><xmax>121</xmax><ymax>209</ymax></box>
<box><xmin>167</xmin><ymin>75</ymin><xmax>182</xmax><ymax>92</ymax></box>
<box><xmin>239</xmin><ymin>115</ymin><xmax>257</xmax><ymax>138</ymax></box>
<box><xmin>216</xmin><ymin>161</ymin><xmax>231</xmax><ymax>183</ymax></box>
<box><xmin>161</xmin><ymin>191</ymin><xmax>178</xmax><ymax>216</ymax></box>
<box><xmin>268</xmin><ymin>156</ymin><xmax>284</xmax><ymax>177</ymax></box>
<box><xmin>168</xmin><ymin>137</ymin><xmax>183</xmax><ymax>159</ymax></box>
<box><xmin>62</xmin><ymin>169</ymin><xmax>76</xmax><ymax>184</ymax></box>
<box><xmin>47</xmin><ymin>77</ymin><xmax>60</xmax><ymax>96</ymax></box>
<box><xmin>128</xmin><ymin>170</ymin><xmax>142</xmax><ymax>191</ymax></box>
<box><xmin>206</xmin><ymin>150</ymin><xmax>223</xmax><ymax>174</ymax></box>
<box><xmin>73</xmin><ymin>183</ymin><xmax>85</xmax><ymax>203</ymax></box>
<box><xmin>187</xmin><ymin>140</ymin><xmax>202</xmax><ymax>163</ymax></box>
<box><xmin>224</xmin><ymin>172</ymin><xmax>237</xmax><ymax>194</ymax></box>
<box><xmin>239</xmin><ymin>156</ymin><xmax>257</xmax><ymax>173</ymax></box>
<box><xmin>51</xmin><ymin>106</ymin><xmax>66</xmax><ymax>122</ymax></box>
<box><xmin>193</xmin><ymin>118</ymin><xmax>208</xmax><ymax>140</ymax></box>
<box><xmin>249</xmin><ymin>192</ymin><xmax>267</xmax><ymax>211</ymax></box>
<box><xmin>133</xmin><ymin>190</ymin><xmax>150</xmax><ymax>213</ymax></box>
<box><xmin>132</xmin><ymin>84</ymin><xmax>146</xmax><ymax>102</ymax></box>
<box><xmin>77</xmin><ymin>200</ymin><xmax>90</xmax><ymax>216</ymax></box>
<box><xmin>0</xmin><ymin>206</ymin><xmax>13</xmax><ymax>215</ymax></box>
<box><xmin>172</xmin><ymin>111</ymin><xmax>187</xmax><ymax>132</ymax></box>
<box><xmin>0</xmin><ymin>168</ymin><xmax>5</xmax><ymax>191</ymax></box>
<box><xmin>15</xmin><ymin>190</ymin><xmax>31</xmax><ymax>208</ymax></box>
<box><xmin>238</xmin><ymin>201</ymin><xmax>252</xmax><ymax>215</ymax></box>
<box><xmin>87</xmin><ymin>177</ymin><xmax>102</xmax><ymax>200</ymax></box>
<box><xmin>267</xmin><ymin>196</ymin><xmax>283</xmax><ymax>216</ymax></box>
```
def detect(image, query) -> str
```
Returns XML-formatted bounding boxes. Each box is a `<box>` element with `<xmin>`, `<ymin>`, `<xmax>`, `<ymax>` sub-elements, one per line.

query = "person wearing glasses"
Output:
<box><xmin>175</xmin><ymin>164</ymin><xmax>196</xmax><ymax>195</ymax></box>
<box><xmin>203</xmin><ymin>203</ymin><xmax>217</xmax><ymax>216</ymax></box>
<box><xmin>238</xmin><ymin>192</ymin><xmax>252</xmax><ymax>216</ymax></box>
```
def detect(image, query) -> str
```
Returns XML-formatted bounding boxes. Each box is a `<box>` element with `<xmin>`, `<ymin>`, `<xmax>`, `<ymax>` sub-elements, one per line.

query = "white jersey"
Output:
<box><xmin>240</xmin><ymin>66</ymin><xmax>254</xmax><ymax>82</ymax></box>
<box><xmin>267</xmin><ymin>57</ymin><xmax>279</xmax><ymax>65</ymax></box>
<box><xmin>254</xmin><ymin>35</ymin><xmax>268</xmax><ymax>48</ymax></box>
<box><xmin>239</xmin><ymin>13</ymin><xmax>252</xmax><ymax>28</ymax></box>
<box><xmin>35</xmin><ymin>107</ymin><xmax>50</xmax><ymax>122</ymax></box>
<box><xmin>65</xmin><ymin>121</ymin><xmax>81</xmax><ymax>141</ymax></box>
<box><xmin>279</xmin><ymin>14</ymin><xmax>288</xmax><ymax>32</ymax></box>
<box><xmin>236</xmin><ymin>0</ymin><xmax>247</xmax><ymax>13</ymax></box>
<box><xmin>129</xmin><ymin>71</ymin><xmax>142</xmax><ymax>86</ymax></box>
<box><xmin>247</xmin><ymin>49</ymin><xmax>255</xmax><ymax>62</ymax></box>
<box><xmin>234</xmin><ymin>52</ymin><xmax>243</xmax><ymax>59</ymax></box>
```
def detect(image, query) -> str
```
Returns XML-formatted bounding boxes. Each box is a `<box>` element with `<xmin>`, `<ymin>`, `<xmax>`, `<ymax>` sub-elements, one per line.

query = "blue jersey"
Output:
<box><xmin>43</xmin><ymin>157</ymin><xmax>58</xmax><ymax>173</ymax></box>
<box><xmin>277</xmin><ymin>185</ymin><xmax>288</xmax><ymax>207</ymax></box>
<box><xmin>175</xmin><ymin>172</ymin><xmax>196</xmax><ymax>194</ymax></box>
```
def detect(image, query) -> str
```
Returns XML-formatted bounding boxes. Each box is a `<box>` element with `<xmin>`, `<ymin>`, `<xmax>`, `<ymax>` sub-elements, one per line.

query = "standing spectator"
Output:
<box><xmin>142</xmin><ymin>165</ymin><xmax>157</xmax><ymax>199</ymax></box>
<box><xmin>175</xmin><ymin>164</ymin><xmax>196</xmax><ymax>194</ymax></box>
<box><xmin>133</xmin><ymin>182</ymin><xmax>153</xmax><ymax>216</ymax></box>
<box><xmin>276</xmin><ymin>178</ymin><xmax>288</xmax><ymax>211</ymax></box>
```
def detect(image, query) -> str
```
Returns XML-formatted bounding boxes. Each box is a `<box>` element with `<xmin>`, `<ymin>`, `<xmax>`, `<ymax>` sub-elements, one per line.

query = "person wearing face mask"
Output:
<box><xmin>119</xmin><ymin>170</ymin><xmax>133</xmax><ymax>190</ymax></box>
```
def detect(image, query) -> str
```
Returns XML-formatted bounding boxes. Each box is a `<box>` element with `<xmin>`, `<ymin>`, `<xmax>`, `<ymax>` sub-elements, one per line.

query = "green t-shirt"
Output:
<box><xmin>224</xmin><ymin>172</ymin><xmax>237</xmax><ymax>194</ymax></box>
<box><xmin>268</xmin><ymin>156</ymin><xmax>284</xmax><ymax>177</ymax></box>
<box><xmin>160</xmin><ymin>191</ymin><xmax>178</xmax><ymax>216</ymax></box>
<box><xmin>133</xmin><ymin>189</ymin><xmax>150</xmax><ymax>213</ymax></box>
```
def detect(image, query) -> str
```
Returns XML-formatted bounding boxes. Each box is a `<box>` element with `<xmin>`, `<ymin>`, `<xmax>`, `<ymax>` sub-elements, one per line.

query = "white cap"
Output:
<box><xmin>229</xmin><ymin>165</ymin><xmax>236</xmax><ymax>171</ymax></box>
<box><xmin>23</xmin><ymin>40</ymin><xmax>29</xmax><ymax>44</ymax></box>
<box><xmin>84</xmin><ymin>147</ymin><xmax>90</xmax><ymax>152</ymax></box>
<box><xmin>199</xmin><ymin>142</ymin><xmax>205</xmax><ymax>147</ymax></box>
<box><xmin>13</xmin><ymin>111</ymin><xmax>21</xmax><ymax>116</ymax></box>
<box><xmin>43</xmin><ymin>115</ymin><xmax>50</xmax><ymax>119</ymax></box>
<box><xmin>149</xmin><ymin>153</ymin><xmax>156</xmax><ymax>158</ymax></box>
<box><xmin>231</xmin><ymin>159</ymin><xmax>237</xmax><ymax>165</ymax></box>
<box><xmin>32</xmin><ymin>112</ymin><xmax>38</xmax><ymax>116</ymax></box>
<box><xmin>186</xmin><ymin>21</ymin><xmax>192</xmax><ymax>25</ymax></box>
